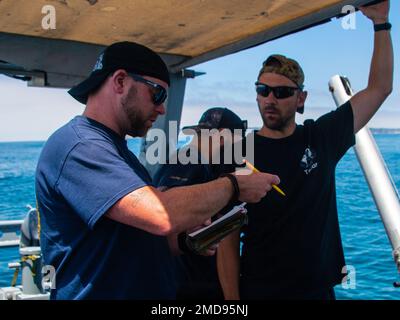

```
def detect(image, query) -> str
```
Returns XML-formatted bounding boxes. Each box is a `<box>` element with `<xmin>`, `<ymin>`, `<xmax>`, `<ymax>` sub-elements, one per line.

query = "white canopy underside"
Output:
<box><xmin>0</xmin><ymin>0</ymin><xmax>375</xmax><ymax>87</ymax></box>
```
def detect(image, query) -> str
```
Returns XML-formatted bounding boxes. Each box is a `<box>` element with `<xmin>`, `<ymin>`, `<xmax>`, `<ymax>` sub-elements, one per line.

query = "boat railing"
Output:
<box><xmin>0</xmin><ymin>220</ymin><xmax>23</xmax><ymax>248</ymax></box>
<box><xmin>0</xmin><ymin>213</ymin><xmax>50</xmax><ymax>300</ymax></box>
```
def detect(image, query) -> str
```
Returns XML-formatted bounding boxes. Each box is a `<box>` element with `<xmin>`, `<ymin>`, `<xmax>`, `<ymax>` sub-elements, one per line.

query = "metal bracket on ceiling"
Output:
<box><xmin>0</xmin><ymin>61</ymin><xmax>46</xmax><ymax>87</ymax></box>
<box><xmin>181</xmin><ymin>69</ymin><xmax>206</xmax><ymax>79</ymax></box>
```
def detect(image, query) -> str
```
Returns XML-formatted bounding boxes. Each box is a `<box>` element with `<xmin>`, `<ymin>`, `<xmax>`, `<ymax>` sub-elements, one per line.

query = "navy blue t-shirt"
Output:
<box><xmin>35</xmin><ymin>116</ymin><xmax>176</xmax><ymax>299</ymax></box>
<box><xmin>240</xmin><ymin>102</ymin><xmax>355</xmax><ymax>299</ymax></box>
<box><xmin>153</xmin><ymin>151</ymin><xmax>224</xmax><ymax>299</ymax></box>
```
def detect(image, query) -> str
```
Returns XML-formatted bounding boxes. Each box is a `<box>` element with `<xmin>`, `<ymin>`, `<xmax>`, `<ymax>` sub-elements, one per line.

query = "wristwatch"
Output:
<box><xmin>374</xmin><ymin>22</ymin><xmax>392</xmax><ymax>32</ymax></box>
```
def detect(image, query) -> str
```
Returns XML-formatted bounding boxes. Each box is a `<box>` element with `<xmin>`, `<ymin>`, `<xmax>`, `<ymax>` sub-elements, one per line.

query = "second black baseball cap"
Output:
<box><xmin>182</xmin><ymin>108</ymin><xmax>247</xmax><ymax>133</ymax></box>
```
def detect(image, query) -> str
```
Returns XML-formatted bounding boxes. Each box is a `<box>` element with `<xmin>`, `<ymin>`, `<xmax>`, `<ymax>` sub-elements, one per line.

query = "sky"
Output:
<box><xmin>0</xmin><ymin>3</ymin><xmax>399</xmax><ymax>142</ymax></box>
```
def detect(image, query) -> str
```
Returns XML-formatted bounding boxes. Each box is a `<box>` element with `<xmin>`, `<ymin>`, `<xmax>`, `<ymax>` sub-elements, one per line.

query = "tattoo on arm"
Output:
<box><xmin>128</xmin><ymin>189</ymin><xmax>145</xmax><ymax>209</ymax></box>
<box><xmin>157</xmin><ymin>186</ymin><xmax>169</xmax><ymax>192</ymax></box>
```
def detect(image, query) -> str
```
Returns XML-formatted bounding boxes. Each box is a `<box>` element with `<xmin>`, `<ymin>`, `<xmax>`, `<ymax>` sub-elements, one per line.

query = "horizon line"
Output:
<box><xmin>1</xmin><ymin>128</ymin><xmax>400</xmax><ymax>144</ymax></box>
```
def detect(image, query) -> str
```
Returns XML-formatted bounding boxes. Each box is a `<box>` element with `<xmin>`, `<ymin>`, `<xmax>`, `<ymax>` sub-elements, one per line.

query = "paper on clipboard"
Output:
<box><xmin>186</xmin><ymin>202</ymin><xmax>248</xmax><ymax>253</ymax></box>
<box><xmin>188</xmin><ymin>202</ymin><xmax>247</xmax><ymax>237</ymax></box>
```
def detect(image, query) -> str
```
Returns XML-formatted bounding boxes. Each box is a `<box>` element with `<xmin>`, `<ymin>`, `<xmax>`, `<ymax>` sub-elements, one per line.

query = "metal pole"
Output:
<box><xmin>329</xmin><ymin>75</ymin><xmax>400</xmax><ymax>282</ymax></box>
<box><xmin>19</xmin><ymin>246</ymin><xmax>43</xmax><ymax>295</ymax></box>
<box><xmin>139</xmin><ymin>70</ymin><xmax>205</xmax><ymax>177</ymax></box>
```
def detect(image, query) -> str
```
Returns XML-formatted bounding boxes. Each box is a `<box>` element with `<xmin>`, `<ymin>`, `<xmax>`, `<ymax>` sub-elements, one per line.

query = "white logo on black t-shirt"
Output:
<box><xmin>300</xmin><ymin>147</ymin><xmax>318</xmax><ymax>175</ymax></box>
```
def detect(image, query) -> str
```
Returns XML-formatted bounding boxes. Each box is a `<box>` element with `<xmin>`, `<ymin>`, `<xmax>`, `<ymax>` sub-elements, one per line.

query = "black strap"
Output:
<box><xmin>220</xmin><ymin>173</ymin><xmax>240</xmax><ymax>205</ymax></box>
<box><xmin>374</xmin><ymin>22</ymin><xmax>392</xmax><ymax>32</ymax></box>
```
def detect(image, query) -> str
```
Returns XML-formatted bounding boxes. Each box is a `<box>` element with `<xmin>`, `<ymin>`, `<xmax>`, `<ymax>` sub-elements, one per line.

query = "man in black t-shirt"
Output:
<box><xmin>154</xmin><ymin>107</ymin><xmax>247</xmax><ymax>300</ymax></box>
<box><xmin>218</xmin><ymin>1</ymin><xmax>393</xmax><ymax>300</ymax></box>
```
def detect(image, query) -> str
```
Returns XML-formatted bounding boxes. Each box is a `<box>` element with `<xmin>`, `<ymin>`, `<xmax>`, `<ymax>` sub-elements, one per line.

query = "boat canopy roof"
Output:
<box><xmin>0</xmin><ymin>0</ymin><xmax>374</xmax><ymax>88</ymax></box>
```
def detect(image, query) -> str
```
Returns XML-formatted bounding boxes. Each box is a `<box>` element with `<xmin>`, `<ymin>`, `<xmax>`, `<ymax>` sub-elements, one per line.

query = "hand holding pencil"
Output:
<box><xmin>243</xmin><ymin>160</ymin><xmax>286</xmax><ymax>197</ymax></box>
<box><xmin>231</xmin><ymin>165</ymin><xmax>281</xmax><ymax>203</ymax></box>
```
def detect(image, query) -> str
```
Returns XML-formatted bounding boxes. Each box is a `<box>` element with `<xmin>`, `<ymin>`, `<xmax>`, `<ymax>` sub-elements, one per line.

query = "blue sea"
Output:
<box><xmin>0</xmin><ymin>135</ymin><xmax>399</xmax><ymax>300</ymax></box>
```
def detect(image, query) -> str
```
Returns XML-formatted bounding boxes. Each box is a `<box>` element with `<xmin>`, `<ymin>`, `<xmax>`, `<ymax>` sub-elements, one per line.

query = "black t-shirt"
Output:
<box><xmin>240</xmin><ymin>101</ymin><xmax>355</xmax><ymax>299</ymax></box>
<box><xmin>153</xmin><ymin>151</ymin><xmax>224</xmax><ymax>299</ymax></box>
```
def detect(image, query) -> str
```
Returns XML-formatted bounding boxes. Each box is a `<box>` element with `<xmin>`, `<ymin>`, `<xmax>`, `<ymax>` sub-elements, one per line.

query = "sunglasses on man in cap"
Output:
<box><xmin>129</xmin><ymin>73</ymin><xmax>168</xmax><ymax>106</ymax></box>
<box><xmin>255</xmin><ymin>82</ymin><xmax>303</xmax><ymax>100</ymax></box>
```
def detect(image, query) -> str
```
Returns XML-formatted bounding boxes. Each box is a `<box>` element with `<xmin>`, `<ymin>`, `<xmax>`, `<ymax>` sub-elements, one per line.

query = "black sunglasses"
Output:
<box><xmin>129</xmin><ymin>73</ymin><xmax>168</xmax><ymax>105</ymax></box>
<box><xmin>255</xmin><ymin>82</ymin><xmax>300</xmax><ymax>99</ymax></box>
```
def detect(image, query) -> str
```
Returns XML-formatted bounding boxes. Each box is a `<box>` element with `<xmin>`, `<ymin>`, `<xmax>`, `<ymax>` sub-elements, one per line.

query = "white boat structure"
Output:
<box><xmin>0</xmin><ymin>0</ymin><xmax>398</xmax><ymax>299</ymax></box>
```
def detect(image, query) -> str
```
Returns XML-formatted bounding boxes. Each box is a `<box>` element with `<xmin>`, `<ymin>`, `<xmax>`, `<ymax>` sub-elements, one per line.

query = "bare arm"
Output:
<box><xmin>106</xmin><ymin>171</ymin><xmax>280</xmax><ymax>236</ymax></box>
<box><xmin>351</xmin><ymin>0</ymin><xmax>393</xmax><ymax>133</ymax></box>
<box><xmin>106</xmin><ymin>178</ymin><xmax>233</xmax><ymax>236</ymax></box>
<box><xmin>158</xmin><ymin>186</ymin><xmax>216</xmax><ymax>256</ymax></box>
<box><xmin>217</xmin><ymin>229</ymin><xmax>241</xmax><ymax>300</ymax></box>
<box><xmin>167</xmin><ymin>233</ymin><xmax>181</xmax><ymax>256</ymax></box>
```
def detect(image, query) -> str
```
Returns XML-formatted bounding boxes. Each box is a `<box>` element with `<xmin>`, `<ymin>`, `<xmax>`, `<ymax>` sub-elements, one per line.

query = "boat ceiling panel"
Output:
<box><xmin>0</xmin><ymin>0</ymin><xmax>374</xmax><ymax>87</ymax></box>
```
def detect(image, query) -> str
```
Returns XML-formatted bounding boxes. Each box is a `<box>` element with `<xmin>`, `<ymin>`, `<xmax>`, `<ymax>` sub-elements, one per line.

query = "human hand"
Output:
<box><xmin>187</xmin><ymin>218</ymin><xmax>219</xmax><ymax>256</ymax></box>
<box><xmin>360</xmin><ymin>0</ymin><xmax>390</xmax><ymax>24</ymax></box>
<box><xmin>234</xmin><ymin>169</ymin><xmax>280</xmax><ymax>203</ymax></box>
<box><xmin>199</xmin><ymin>243</ymin><xmax>219</xmax><ymax>256</ymax></box>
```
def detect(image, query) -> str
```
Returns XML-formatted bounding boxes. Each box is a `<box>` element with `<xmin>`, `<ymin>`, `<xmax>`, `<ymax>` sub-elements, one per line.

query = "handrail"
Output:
<box><xmin>0</xmin><ymin>220</ymin><xmax>23</xmax><ymax>248</ymax></box>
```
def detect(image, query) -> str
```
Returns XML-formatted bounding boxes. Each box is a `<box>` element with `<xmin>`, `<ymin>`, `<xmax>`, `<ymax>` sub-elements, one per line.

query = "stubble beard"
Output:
<box><xmin>259</xmin><ymin>103</ymin><xmax>295</xmax><ymax>132</ymax></box>
<box><xmin>121</xmin><ymin>87</ymin><xmax>149</xmax><ymax>137</ymax></box>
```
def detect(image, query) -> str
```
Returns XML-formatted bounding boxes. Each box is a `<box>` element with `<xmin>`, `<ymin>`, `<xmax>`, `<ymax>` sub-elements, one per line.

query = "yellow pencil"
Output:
<box><xmin>243</xmin><ymin>160</ymin><xmax>286</xmax><ymax>197</ymax></box>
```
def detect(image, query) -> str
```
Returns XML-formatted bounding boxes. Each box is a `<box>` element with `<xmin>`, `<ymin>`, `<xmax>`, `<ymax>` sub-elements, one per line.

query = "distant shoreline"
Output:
<box><xmin>1</xmin><ymin>128</ymin><xmax>400</xmax><ymax>143</ymax></box>
<box><xmin>369</xmin><ymin>128</ymin><xmax>400</xmax><ymax>134</ymax></box>
<box><xmin>249</xmin><ymin>128</ymin><xmax>400</xmax><ymax>135</ymax></box>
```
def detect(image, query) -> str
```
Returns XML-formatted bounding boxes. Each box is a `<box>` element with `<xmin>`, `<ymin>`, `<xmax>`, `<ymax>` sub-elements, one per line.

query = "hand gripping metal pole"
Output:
<box><xmin>329</xmin><ymin>75</ymin><xmax>400</xmax><ymax>287</ymax></box>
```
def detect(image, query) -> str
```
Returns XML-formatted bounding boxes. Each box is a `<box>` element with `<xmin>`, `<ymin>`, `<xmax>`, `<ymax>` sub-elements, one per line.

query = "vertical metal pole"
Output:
<box><xmin>19</xmin><ymin>246</ymin><xmax>43</xmax><ymax>295</ymax></box>
<box><xmin>329</xmin><ymin>75</ymin><xmax>400</xmax><ymax>277</ymax></box>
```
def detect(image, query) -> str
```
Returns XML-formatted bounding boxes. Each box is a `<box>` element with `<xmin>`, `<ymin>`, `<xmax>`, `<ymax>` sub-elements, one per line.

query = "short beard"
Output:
<box><xmin>262</xmin><ymin>114</ymin><xmax>291</xmax><ymax>131</ymax></box>
<box><xmin>121</xmin><ymin>87</ymin><xmax>148</xmax><ymax>137</ymax></box>
<box><xmin>259</xmin><ymin>105</ymin><xmax>295</xmax><ymax>131</ymax></box>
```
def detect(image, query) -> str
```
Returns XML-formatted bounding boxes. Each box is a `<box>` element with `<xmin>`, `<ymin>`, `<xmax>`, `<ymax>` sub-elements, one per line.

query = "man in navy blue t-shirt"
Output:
<box><xmin>35</xmin><ymin>42</ymin><xmax>280</xmax><ymax>299</ymax></box>
<box><xmin>154</xmin><ymin>107</ymin><xmax>247</xmax><ymax>300</ymax></box>
<box><xmin>218</xmin><ymin>1</ymin><xmax>393</xmax><ymax>300</ymax></box>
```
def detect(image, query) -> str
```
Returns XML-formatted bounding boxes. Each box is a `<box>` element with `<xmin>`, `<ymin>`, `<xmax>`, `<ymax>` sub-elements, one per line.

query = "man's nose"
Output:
<box><xmin>264</xmin><ymin>90</ymin><xmax>277</xmax><ymax>102</ymax></box>
<box><xmin>155</xmin><ymin>103</ymin><xmax>166</xmax><ymax>115</ymax></box>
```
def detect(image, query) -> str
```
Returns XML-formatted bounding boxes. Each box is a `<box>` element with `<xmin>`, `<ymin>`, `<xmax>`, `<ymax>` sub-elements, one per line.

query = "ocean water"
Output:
<box><xmin>0</xmin><ymin>135</ymin><xmax>399</xmax><ymax>300</ymax></box>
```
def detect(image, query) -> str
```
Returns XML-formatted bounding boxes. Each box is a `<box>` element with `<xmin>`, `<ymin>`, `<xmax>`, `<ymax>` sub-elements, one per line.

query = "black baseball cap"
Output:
<box><xmin>68</xmin><ymin>41</ymin><xmax>170</xmax><ymax>104</ymax></box>
<box><xmin>182</xmin><ymin>108</ymin><xmax>247</xmax><ymax>133</ymax></box>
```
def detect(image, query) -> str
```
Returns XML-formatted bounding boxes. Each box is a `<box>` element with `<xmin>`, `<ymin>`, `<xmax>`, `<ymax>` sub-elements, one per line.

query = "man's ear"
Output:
<box><xmin>297</xmin><ymin>90</ymin><xmax>308</xmax><ymax>114</ymax></box>
<box><xmin>111</xmin><ymin>69</ymin><xmax>128</xmax><ymax>94</ymax></box>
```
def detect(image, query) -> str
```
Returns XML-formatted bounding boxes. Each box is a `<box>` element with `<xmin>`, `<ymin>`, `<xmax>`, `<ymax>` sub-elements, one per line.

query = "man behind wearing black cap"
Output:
<box><xmin>35</xmin><ymin>42</ymin><xmax>280</xmax><ymax>299</ymax></box>
<box><xmin>219</xmin><ymin>1</ymin><xmax>393</xmax><ymax>300</ymax></box>
<box><xmin>153</xmin><ymin>107</ymin><xmax>247</xmax><ymax>300</ymax></box>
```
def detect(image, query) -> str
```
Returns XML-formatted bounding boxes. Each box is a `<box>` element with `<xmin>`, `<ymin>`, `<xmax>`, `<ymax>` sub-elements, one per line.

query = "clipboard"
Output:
<box><xmin>186</xmin><ymin>203</ymin><xmax>248</xmax><ymax>253</ymax></box>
